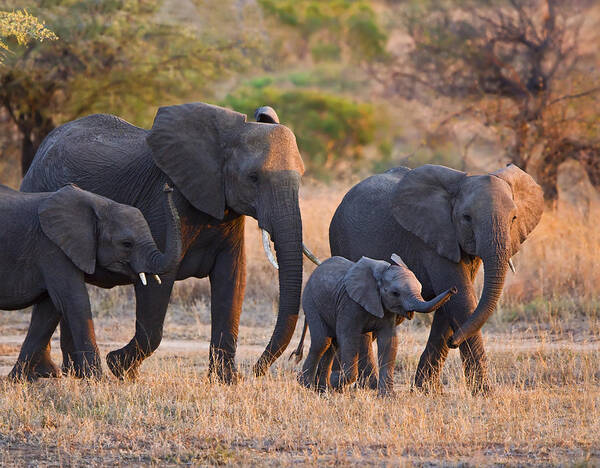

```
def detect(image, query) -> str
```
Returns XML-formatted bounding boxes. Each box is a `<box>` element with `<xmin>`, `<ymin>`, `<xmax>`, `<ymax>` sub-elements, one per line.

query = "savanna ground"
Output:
<box><xmin>0</xmin><ymin>183</ymin><xmax>599</xmax><ymax>466</ymax></box>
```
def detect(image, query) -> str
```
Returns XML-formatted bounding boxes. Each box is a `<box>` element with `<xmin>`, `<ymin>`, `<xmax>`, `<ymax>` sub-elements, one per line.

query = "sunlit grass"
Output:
<box><xmin>0</xmin><ymin>338</ymin><xmax>598</xmax><ymax>465</ymax></box>
<box><xmin>0</xmin><ymin>185</ymin><xmax>599</xmax><ymax>465</ymax></box>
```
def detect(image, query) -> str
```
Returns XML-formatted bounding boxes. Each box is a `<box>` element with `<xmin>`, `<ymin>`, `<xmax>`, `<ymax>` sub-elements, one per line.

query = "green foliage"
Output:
<box><xmin>0</xmin><ymin>0</ymin><xmax>262</xmax><ymax>173</ymax></box>
<box><xmin>222</xmin><ymin>79</ymin><xmax>380</xmax><ymax>178</ymax></box>
<box><xmin>258</xmin><ymin>0</ymin><xmax>388</xmax><ymax>64</ymax></box>
<box><xmin>0</xmin><ymin>9</ymin><xmax>56</xmax><ymax>57</ymax></box>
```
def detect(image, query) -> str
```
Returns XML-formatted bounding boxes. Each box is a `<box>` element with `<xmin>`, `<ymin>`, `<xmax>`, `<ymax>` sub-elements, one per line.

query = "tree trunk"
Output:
<box><xmin>20</xmin><ymin>112</ymin><xmax>55</xmax><ymax>176</ymax></box>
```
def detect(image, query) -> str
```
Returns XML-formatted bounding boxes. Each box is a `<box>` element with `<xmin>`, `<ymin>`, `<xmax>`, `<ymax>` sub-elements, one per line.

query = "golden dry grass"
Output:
<box><xmin>0</xmin><ymin>335</ymin><xmax>598</xmax><ymax>466</ymax></box>
<box><xmin>0</xmin><ymin>183</ymin><xmax>599</xmax><ymax>466</ymax></box>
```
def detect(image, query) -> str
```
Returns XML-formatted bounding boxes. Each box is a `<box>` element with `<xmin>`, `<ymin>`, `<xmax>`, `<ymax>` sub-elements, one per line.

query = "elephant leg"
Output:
<box><xmin>377</xmin><ymin>328</ymin><xmax>399</xmax><ymax>397</ymax></box>
<box><xmin>329</xmin><ymin>335</ymin><xmax>360</xmax><ymax>391</ymax></box>
<box><xmin>208</xmin><ymin>240</ymin><xmax>245</xmax><ymax>384</ymax></box>
<box><xmin>357</xmin><ymin>332</ymin><xmax>378</xmax><ymax>390</ymax></box>
<box><xmin>59</xmin><ymin>317</ymin><xmax>77</xmax><ymax>375</ymax></box>
<box><xmin>316</xmin><ymin>344</ymin><xmax>336</xmax><ymax>391</ymax></box>
<box><xmin>446</xmin><ymin>284</ymin><xmax>490</xmax><ymax>395</ymax></box>
<box><xmin>299</xmin><ymin>325</ymin><xmax>331</xmax><ymax>390</ymax></box>
<box><xmin>9</xmin><ymin>298</ymin><xmax>61</xmax><ymax>381</ymax></box>
<box><xmin>459</xmin><ymin>331</ymin><xmax>490</xmax><ymax>395</ymax></box>
<box><xmin>106</xmin><ymin>277</ymin><xmax>175</xmax><ymax>380</ymax></box>
<box><xmin>414</xmin><ymin>308</ymin><xmax>452</xmax><ymax>393</ymax></box>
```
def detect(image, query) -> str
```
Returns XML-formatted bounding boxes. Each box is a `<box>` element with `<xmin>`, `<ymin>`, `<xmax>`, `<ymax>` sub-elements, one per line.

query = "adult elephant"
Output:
<box><xmin>20</xmin><ymin>102</ymin><xmax>307</xmax><ymax>382</ymax></box>
<box><xmin>328</xmin><ymin>164</ymin><xmax>544</xmax><ymax>394</ymax></box>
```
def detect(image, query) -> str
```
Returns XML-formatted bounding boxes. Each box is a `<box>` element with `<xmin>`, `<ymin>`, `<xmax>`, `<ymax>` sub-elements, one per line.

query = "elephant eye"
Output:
<box><xmin>248</xmin><ymin>172</ymin><xmax>259</xmax><ymax>183</ymax></box>
<box><xmin>463</xmin><ymin>214</ymin><xmax>472</xmax><ymax>222</ymax></box>
<box><xmin>392</xmin><ymin>291</ymin><xmax>400</xmax><ymax>297</ymax></box>
<box><xmin>121</xmin><ymin>240</ymin><xmax>133</xmax><ymax>249</ymax></box>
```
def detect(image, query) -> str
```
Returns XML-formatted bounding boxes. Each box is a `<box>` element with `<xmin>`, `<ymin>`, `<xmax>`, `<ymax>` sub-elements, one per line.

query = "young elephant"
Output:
<box><xmin>296</xmin><ymin>254</ymin><xmax>456</xmax><ymax>396</ymax></box>
<box><xmin>1</xmin><ymin>183</ymin><xmax>181</xmax><ymax>380</ymax></box>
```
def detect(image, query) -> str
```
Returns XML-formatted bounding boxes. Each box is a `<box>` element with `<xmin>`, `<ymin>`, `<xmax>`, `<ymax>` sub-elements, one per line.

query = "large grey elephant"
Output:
<box><xmin>18</xmin><ymin>102</ymin><xmax>308</xmax><ymax>381</ymax></box>
<box><xmin>328</xmin><ymin>164</ymin><xmax>544</xmax><ymax>393</ymax></box>
<box><xmin>0</xmin><ymin>183</ymin><xmax>180</xmax><ymax>380</ymax></box>
<box><xmin>297</xmin><ymin>254</ymin><xmax>456</xmax><ymax>396</ymax></box>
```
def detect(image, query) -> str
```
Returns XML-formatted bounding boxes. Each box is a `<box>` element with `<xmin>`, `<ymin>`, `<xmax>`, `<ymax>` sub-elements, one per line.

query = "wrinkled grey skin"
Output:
<box><xmin>298</xmin><ymin>255</ymin><xmax>456</xmax><ymax>396</ymax></box>
<box><xmin>328</xmin><ymin>164</ymin><xmax>543</xmax><ymax>394</ymax></box>
<box><xmin>0</xmin><ymin>184</ymin><xmax>180</xmax><ymax>380</ymax></box>
<box><xmin>19</xmin><ymin>103</ymin><xmax>305</xmax><ymax>381</ymax></box>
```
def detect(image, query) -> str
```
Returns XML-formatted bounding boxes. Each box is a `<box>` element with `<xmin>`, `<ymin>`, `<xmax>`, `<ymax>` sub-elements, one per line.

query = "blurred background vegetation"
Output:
<box><xmin>1</xmin><ymin>0</ymin><xmax>599</xmax><ymax>200</ymax></box>
<box><xmin>1</xmin><ymin>0</ymin><xmax>599</xmax><ymax>331</ymax></box>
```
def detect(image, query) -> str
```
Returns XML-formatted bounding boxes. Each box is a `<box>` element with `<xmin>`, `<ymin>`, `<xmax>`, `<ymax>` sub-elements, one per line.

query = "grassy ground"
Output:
<box><xmin>0</xmin><ymin>183</ymin><xmax>599</xmax><ymax>466</ymax></box>
<box><xmin>0</xmin><ymin>327</ymin><xmax>598</xmax><ymax>466</ymax></box>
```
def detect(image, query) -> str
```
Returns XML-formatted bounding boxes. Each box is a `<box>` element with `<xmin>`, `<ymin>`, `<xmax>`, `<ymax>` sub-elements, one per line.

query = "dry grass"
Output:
<box><xmin>0</xmin><ymin>182</ymin><xmax>599</xmax><ymax>465</ymax></box>
<box><xmin>0</xmin><ymin>334</ymin><xmax>598</xmax><ymax>466</ymax></box>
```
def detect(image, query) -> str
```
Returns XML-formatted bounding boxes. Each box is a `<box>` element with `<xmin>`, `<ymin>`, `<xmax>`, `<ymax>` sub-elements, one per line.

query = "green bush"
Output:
<box><xmin>222</xmin><ymin>83</ymin><xmax>380</xmax><ymax>178</ymax></box>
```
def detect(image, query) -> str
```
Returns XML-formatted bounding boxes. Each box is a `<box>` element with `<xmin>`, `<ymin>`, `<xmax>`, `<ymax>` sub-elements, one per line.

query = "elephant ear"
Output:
<box><xmin>492</xmin><ymin>164</ymin><xmax>544</xmax><ymax>244</ymax></box>
<box><xmin>38</xmin><ymin>184</ymin><xmax>100</xmax><ymax>275</ymax></box>
<box><xmin>343</xmin><ymin>257</ymin><xmax>389</xmax><ymax>318</ymax></box>
<box><xmin>147</xmin><ymin>103</ymin><xmax>247</xmax><ymax>220</ymax></box>
<box><xmin>254</xmin><ymin>106</ymin><xmax>280</xmax><ymax>124</ymax></box>
<box><xmin>391</xmin><ymin>165</ymin><xmax>467</xmax><ymax>263</ymax></box>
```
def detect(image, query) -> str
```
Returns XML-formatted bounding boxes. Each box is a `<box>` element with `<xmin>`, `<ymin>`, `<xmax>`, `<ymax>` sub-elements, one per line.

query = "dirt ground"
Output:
<box><xmin>0</xmin><ymin>299</ymin><xmax>598</xmax><ymax>467</ymax></box>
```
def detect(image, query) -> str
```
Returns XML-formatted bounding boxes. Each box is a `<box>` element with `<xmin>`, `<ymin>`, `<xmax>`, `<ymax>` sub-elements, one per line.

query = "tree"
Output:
<box><xmin>0</xmin><ymin>1</ymin><xmax>259</xmax><ymax>175</ymax></box>
<box><xmin>258</xmin><ymin>0</ymin><xmax>388</xmax><ymax>65</ymax></box>
<box><xmin>222</xmin><ymin>78</ymin><xmax>382</xmax><ymax>177</ymax></box>
<box><xmin>381</xmin><ymin>0</ymin><xmax>600</xmax><ymax>200</ymax></box>
<box><xmin>0</xmin><ymin>9</ymin><xmax>56</xmax><ymax>58</ymax></box>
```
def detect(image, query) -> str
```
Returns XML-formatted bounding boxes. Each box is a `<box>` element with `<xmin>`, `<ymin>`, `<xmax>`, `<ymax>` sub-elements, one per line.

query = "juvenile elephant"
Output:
<box><xmin>329</xmin><ymin>164</ymin><xmax>544</xmax><ymax>394</ymax></box>
<box><xmin>296</xmin><ymin>254</ymin><xmax>456</xmax><ymax>396</ymax></box>
<box><xmin>1</xmin><ymin>183</ymin><xmax>180</xmax><ymax>380</ymax></box>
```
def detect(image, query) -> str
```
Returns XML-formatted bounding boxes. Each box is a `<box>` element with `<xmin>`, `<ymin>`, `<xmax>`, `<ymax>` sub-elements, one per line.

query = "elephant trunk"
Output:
<box><xmin>134</xmin><ymin>186</ymin><xmax>182</xmax><ymax>279</ymax></box>
<box><xmin>405</xmin><ymin>287</ymin><xmax>458</xmax><ymax>314</ymax></box>
<box><xmin>449</xmin><ymin>253</ymin><xmax>509</xmax><ymax>348</ymax></box>
<box><xmin>253</xmin><ymin>183</ymin><xmax>303</xmax><ymax>376</ymax></box>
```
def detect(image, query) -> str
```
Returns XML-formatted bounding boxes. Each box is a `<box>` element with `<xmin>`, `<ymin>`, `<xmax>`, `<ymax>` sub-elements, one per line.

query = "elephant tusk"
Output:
<box><xmin>302</xmin><ymin>243</ymin><xmax>322</xmax><ymax>266</ymax></box>
<box><xmin>508</xmin><ymin>258</ymin><xmax>516</xmax><ymax>274</ymax></box>
<box><xmin>262</xmin><ymin>229</ymin><xmax>279</xmax><ymax>270</ymax></box>
<box><xmin>153</xmin><ymin>274</ymin><xmax>162</xmax><ymax>285</ymax></box>
<box><xmin>139</xmin><ymin>272</ymin><xmax>147</xmax><ymax>286</ymax></box>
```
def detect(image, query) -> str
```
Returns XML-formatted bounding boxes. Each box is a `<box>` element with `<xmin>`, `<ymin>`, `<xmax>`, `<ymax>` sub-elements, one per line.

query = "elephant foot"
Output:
<box><xmin>106</xmin><ymin>349</ymin><xmax>140</xmax><ymax>380</ymax></box>
<box><xmin>208</xmin><ymin>351</ymin><xmax>239</xmax><ymax>384</ymax></box>
<box><xmin>357</xmin><ymin>372</ymin><xmax>378</xmax><ymax>391</ymax></box>
<box><xmin>61</xmin><ymin>352</ymin><xmax>75</xmax><ymax>377</ymax></box>
<box><xmin>208</xmin><ymin>363</ymin><xmax>240</xmax><ymax>385</ymax></box>
<box><xmin>297</xmin><ymin>371</ymin><xmax>315</xmax><ymax>390</ymax></box>
<box><xmin>65</xmin><ymin>352</ymin><xmax>103</xmax><ymax>380</ymax></box>
<box><xmin>468</xmin><ymin>379</ymin><xmax>493</xmax><ymax>397</ymax></box>
<box><xmin>9</xmin><ymin>356</ymin><xmax>62</xmax><ymax>382</ymax></box>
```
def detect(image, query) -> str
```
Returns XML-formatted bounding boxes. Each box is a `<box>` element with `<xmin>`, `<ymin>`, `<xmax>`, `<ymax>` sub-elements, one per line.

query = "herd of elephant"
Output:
<box><xmin>0</xmin><ymin>102</ymin><xmax>544</xmax><ymax>396</ymax></box>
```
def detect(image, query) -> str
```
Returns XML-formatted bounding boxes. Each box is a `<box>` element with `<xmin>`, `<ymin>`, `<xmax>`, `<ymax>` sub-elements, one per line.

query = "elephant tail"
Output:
<box><xmin>288</xmin><ymin>316</ymin><xmax>308</xmax><ymax>364</ymax></box>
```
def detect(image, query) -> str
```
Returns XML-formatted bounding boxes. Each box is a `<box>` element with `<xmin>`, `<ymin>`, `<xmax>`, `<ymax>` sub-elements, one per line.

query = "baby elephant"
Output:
<box><xmin>296</xmin><ymin>254</ymin><xmax>456</xmax><ymax>396</ymax></box>
<box><xmin>1</xmin><ymin>183</ymin><xmax>180</xmax><ymax>380</ymax></box>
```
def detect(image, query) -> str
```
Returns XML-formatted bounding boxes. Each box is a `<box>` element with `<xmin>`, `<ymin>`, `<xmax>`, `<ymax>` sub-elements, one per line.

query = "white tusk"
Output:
<box><xmin>153</xmin><ymin>274</ymin><xmax>162</xmax><ymax>285</ymax></box>
<box><xmin>302</xmin><ymin>243</ymin><xmax>322</xmax><ymax>266</ymax></box>
<box><xmin>139</xmin><ymin>272</ymin><xmax>147</xmax><ymax>286</ymax></box>
<box><xmin>508</xmin><ymin>258</ymin><xmax>516</xmax><ymax>274</ymax></box>
<box><xmin>262</xmin><ymin>229</ymin><xmax>279</xmax><ymax>270</ymax></box>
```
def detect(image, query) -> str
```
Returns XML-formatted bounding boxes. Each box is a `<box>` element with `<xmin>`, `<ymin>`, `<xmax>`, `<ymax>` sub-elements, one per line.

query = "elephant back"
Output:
<box><xmin>22</xmin><ymin>114</ymin><xmax>151</xmax><ymax>196</ymax></box>
<box><xmin>329</xmin><ymin>172</ymin><xmax>407</xmax><ymax>262</ymax></box>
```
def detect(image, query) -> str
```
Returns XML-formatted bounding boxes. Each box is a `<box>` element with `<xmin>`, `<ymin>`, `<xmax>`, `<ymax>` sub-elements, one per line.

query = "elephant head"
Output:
<box><xmin>39</xmin><ymin>184</ymin><xmax>181</xmax><ymax>282</ymax></box>
<box><xmin>146</xmin><ymin>103</ymin><xmax>305</xmax><ymax>375</ymax></box>
<box><xmin>391</xmin><ymin>164</ymin><xmax>544</xmax><ymax>347</ymax></box>
<box><xmin>344</xmin><ymin>255</ymin><xmax>457</xmax><ymax>320</ymax></box>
